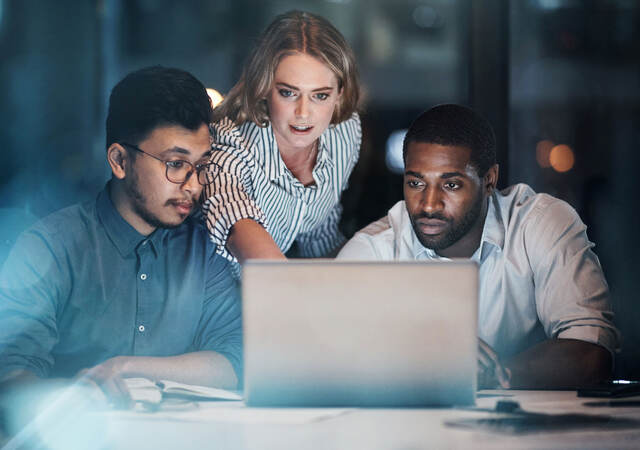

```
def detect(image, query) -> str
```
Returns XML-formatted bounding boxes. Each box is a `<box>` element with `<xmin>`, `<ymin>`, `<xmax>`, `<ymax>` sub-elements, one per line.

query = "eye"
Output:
<box><xmin>314</xmin><ymin>92</ymin><xmax>330</xmax><ymax>101</ymax></box>
<box><xmin>166</xmin><ymin>160</ymin><xmax>187</xmax><ymax>169</ymax></box>
<box><xmin>406</xmin><ymin>179</ymin><xmax>424</xmax><ymax>189</ymax></box>
<box><xmin>444</xmin><ymin>181</ymin><xmax>461</xmax><ymax>190</ymax></box>
<box><xmin>278</xmin><ymin>88</ymin><xmax>295</xmax><ymax>98</ymax></box>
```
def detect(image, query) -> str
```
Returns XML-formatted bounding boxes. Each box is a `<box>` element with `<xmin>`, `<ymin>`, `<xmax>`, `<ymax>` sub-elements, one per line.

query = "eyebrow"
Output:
<box><xmin>404</xmin><ymin>170</ymin><xmax>466</xmax><ymax>179</ymax></box>
<box><xmin>161</xmin><ymin>147</ymin><xmax>212</xmax><ymax>160</ymax></box>
<box><xmin>275</xmin><ymin>82</ymin><xmax>335</xmax><ymax>92</ymax></box>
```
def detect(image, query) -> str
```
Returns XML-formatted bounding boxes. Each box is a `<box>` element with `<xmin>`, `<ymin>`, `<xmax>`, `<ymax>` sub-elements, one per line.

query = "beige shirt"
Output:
<box><xmin>338</xmin><ymin>184</ymin><xmax>619</xmax><ymax>359</ymax></box>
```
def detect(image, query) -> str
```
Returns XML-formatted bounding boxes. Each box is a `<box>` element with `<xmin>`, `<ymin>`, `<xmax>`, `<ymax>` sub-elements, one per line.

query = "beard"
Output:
<box><xmin>410</xmin><ymin>190</ymin><xmax>484</xmax><ymax>252</ymax></box>
<box><xmin>124</xmin><ymin>170</ymin><xmax>182</xmax><ymax>230</ymax></box>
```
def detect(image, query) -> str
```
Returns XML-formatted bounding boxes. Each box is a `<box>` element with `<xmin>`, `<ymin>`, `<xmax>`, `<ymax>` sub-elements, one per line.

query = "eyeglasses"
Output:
<box><xmin>120</xmin><ymin>142</ymin><xmax>211</xmax><ymax>185</ymax></box>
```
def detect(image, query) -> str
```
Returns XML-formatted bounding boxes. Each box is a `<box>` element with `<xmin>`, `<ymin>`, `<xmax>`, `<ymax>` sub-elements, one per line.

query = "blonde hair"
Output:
<box><xmin>214</xmin><ymin>10</ymin><xmax>360</xmax><ymax>126</ymax></box>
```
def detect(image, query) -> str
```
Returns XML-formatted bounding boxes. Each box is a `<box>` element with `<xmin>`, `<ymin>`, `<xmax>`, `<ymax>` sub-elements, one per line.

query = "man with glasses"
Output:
<box><xmin>0</xmin><ymin>66</ymin><xmax>241</xmax><ymax>407</ymax></box>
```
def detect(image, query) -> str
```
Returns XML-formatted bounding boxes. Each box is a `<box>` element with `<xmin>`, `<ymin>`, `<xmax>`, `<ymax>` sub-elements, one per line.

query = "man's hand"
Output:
<box><xmin>478</xmin><ymin>339</ymin><xmax>511</xmax><ymax>389</ymax></box>
<box><xmin>76</xmin><ymin>356</ymin><xmax>132</xmax><ymax>409</ymax></box>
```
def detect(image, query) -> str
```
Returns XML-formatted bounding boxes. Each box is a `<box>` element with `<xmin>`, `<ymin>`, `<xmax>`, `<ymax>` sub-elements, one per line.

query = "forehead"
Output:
<box><xmin>273</xmin><ymin>52</ymin><xmax>338</xmax><ymax>88</ymax></box>
<box><xmin>405</xmin><ymin>142</ymin><xmax>477</xmax><ymax>177</ymax></box>
<box><xmin>141</xmin><ymin>124</ymin><xmax>211</xmax><ymax>158</ymax></box>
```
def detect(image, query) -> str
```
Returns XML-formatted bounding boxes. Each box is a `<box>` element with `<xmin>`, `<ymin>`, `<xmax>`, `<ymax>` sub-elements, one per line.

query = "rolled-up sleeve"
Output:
<box><xmin>193</xmin><ymin>254</ymin><xmax>243</xmax><ymax>382</ymax></box>
<box><xmin>0</xmin><ymin>228</ymin><xmax>67</xmax><ymax>380</ymax></box>
<box><xmin>202</xmin><ymin>119</ymin><xmax>268</xmax><ymax>263</ymax></box>
<box><xmin>527</xmin><ymin>198</ymin><xmax>620</xmax><ymax>355</ymax></box>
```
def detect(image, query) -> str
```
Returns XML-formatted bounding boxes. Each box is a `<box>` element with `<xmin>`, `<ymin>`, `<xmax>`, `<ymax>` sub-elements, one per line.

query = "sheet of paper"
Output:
<box><xmin>99</xmin><ymin>402</ymin><xmax>352</xmax><ymax>425</ymax></box>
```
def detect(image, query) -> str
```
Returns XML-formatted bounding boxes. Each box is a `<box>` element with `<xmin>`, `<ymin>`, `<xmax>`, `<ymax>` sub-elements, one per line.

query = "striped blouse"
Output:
<box><xmin>202</xmin><ymin>113</ymin><xmax>362</xmax><ymax>266</ymax></box>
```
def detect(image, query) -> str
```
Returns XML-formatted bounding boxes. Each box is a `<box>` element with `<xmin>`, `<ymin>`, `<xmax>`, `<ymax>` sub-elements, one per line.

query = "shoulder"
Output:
<box><xmin>338</xmin><ymin>210</ymin><xmax>395</xmax><ymax>260</ymax></box>
<box><xmin>179</xmin><ymin>214</ymin><xmax>232</xmax><ymax>264</ymax></box>
<box><xmin>21</xmin><ymin>200</ymin><xmax>95</xmax><ymax>246</ymax></box>
<box><xmin>324</xmin><ymin>113</ymin><xmax>362</xmax><ymax>153</ymax></box>
<box><xmin>496</xmin><ymin>184</ymin><xmax>586</xmax><ymax>256</ymax></box>
<box><xmin>210</xmin><ymin>118</ymin><xmax>269</xmax><ymax>170</ymax></box>
<box><xmin>499</xmin><ymin>183</ymin><xmax>581</xmax><ymax>230</ymax></box>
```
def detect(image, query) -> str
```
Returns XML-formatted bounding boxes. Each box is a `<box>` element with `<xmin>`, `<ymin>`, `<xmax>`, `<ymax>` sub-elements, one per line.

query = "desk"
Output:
<box><xmin>4</xmin><ymin>390</ymin><xmax>640</xmax><ymax>449</ymax></box>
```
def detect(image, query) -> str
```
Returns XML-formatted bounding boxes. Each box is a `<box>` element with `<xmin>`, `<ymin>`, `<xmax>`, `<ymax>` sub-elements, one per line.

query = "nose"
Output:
<box><xmin>295</xmin><ymin>96</ymin><xmax>309</xmax><ymax>119</ymax></box>
<box><xmin>421</xmin><ymin>186</ymin><xmax>443</xmax><ymax>214</ymax></box>
<box><xmin>181</xmin><ymin>167</ymin><xmax>202</xmax><ymax>197</ymax></box>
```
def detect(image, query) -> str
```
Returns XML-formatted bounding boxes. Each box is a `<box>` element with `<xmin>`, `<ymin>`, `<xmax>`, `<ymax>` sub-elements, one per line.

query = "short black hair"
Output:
<box><xmin>403</xmin><ymin>104</ymin><xmax>496</xmax><ymax>176</ymax></box>
<box><xmin>106</xmin><ymin>66</ymin><xmax>212</xmax><ymax>149</ymax></box>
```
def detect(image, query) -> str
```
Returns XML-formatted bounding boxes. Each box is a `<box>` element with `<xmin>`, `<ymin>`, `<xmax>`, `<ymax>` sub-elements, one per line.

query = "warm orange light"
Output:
<box><xmin>535</xmin><ymin>140</ymin><xmax>554</xmax><ymax>168</ymax></box>
<box><xmin>549</xmin><ymin>144</ymin><xmax>575</xmax><ymax>173</ymax></box>
<box><xmin>206</xmin><ymin>88</ymin><xmax>224</xmax><ymax>109</ymax></box>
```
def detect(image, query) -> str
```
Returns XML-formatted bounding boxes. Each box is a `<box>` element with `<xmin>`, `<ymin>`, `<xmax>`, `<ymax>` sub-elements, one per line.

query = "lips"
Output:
<box><xmin>416</xmin><ymin>218</ymin><xmax>449</xmax><ymax>235</ymax></box>
<box><xmin>171</xmin><ymin>200</ymin><xmax>193</xmax><ymax>215</ymax></box>
<box><xmin>289</xmin><ymin>124</ymin><xmax>313</xmax><ymax>134</ymax></box>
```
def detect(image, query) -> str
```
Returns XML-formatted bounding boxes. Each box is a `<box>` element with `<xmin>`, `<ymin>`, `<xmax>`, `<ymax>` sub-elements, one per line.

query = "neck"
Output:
<box><xmin>108</xmin><ymin>180</ymin><xmax>156</xmax><ymax>236</ymax></box>
<box><xmin>278</xmin><ymin>140</ymin><xmax>318</xmax><ymax>173</ymax></box>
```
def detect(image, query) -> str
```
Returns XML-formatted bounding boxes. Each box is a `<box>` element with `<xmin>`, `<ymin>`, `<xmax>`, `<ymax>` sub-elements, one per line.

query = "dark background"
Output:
<box><xmin>1</xmin><ymin>0</ymin><xmax>638</xmax><ymax>378</ymax></box>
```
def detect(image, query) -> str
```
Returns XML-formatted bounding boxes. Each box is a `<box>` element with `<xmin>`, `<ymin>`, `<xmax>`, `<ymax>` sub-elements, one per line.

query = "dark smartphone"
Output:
<box><xmin>577</xmin><ymin>380</ymin><xmax>640</xmax><ymax>398</ymax></box>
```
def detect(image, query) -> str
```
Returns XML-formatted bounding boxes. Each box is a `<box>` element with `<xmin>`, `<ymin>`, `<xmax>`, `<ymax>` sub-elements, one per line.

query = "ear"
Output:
<box><xmin>107</xmin><ymin>143</ymin><xmax>130</xmax><ymax>180</ymax></box>
<box><xmin>483</xmin><ymin>164</ymin><xmax>499</xmax><ymax>195</ymax></box>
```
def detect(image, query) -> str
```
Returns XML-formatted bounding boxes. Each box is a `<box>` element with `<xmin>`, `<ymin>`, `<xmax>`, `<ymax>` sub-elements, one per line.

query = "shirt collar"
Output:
<box><xmin>262</xmin><ymin>124</ymin><xmax>286</xmax><ymax>181</ymax></box>
<box><xmin>478</xmin><ymin>191</ymin><xmax>505</xmax><ymax>254</ymax></box>
<box><xmin>96</xmin><ymin>183</ymin><xmax>166</xmax><ymax>258</ymax></box>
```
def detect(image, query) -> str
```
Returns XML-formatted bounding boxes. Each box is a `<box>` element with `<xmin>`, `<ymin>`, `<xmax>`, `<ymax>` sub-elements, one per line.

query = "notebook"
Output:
<box><xmin>242</xmin><ymin>260</ymin><xmax>478</xmax><ymax>407</ymax></box>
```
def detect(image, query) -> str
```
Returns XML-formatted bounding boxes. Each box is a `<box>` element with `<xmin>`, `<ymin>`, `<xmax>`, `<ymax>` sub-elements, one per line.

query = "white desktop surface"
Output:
<box><xmin>74</xmin><ymin>390</ymin><xmax>640</xmax><ymax>450</ymax></box>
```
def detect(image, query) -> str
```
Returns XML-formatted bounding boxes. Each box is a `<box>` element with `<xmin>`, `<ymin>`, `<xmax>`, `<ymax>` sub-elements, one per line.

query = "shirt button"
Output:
<box><xmin>138</xmin><ymin>325</ymin><xmax>145</xmax><ymax>332</ymax></box>
<box><xmin>142</xmin><ymin>240</ymin><xmax>148</xmax><ymax>246</ymax></box>
<box><xmin>140</xmin><ymin>273</ymin><xmax>147</xmax><ymax>280</ymax></box>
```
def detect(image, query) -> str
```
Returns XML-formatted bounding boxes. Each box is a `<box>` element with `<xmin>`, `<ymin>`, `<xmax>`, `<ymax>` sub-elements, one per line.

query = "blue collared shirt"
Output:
<box><xmin>0</xmin><ymin>185</ymin><xmax>242</xmax><ymax>380</ymax></box>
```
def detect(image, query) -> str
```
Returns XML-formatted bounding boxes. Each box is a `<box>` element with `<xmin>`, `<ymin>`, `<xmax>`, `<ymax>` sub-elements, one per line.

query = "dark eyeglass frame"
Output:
<box><xmin>120</xmin><ymin>142</ymin><xmax>212</xmax><ymax>186</ymax></box>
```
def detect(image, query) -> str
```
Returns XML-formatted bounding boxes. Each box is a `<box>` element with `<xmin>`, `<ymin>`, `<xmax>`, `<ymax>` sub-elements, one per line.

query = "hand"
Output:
<box><xmin>478</xmin><ymin>339</ymin><xmax>511</xmax><ymax>389</ymax></box>
<box><xmin>76</xmin><ymin>356</ymin><xmax>132</xmax><ymax>409</ymax></box>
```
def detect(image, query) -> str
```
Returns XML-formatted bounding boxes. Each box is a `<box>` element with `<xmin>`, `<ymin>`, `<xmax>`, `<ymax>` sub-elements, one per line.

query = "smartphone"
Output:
<box><xmin>577</xmin><ymin>380</ymin><xmax>640</xmax><ymax>398</ymax></box>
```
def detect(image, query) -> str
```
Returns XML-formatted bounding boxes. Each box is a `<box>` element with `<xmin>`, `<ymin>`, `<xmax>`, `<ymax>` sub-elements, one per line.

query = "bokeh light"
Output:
<box><xmin>549</xmin><ymin>144</ymin><xmax>575</xmax><ymax>172</ymax></box>
<box><xmin>385</xmin><ymin>129</ymin><xmax>408</xmax><ymax>175</ymax></box>
<box><xmin>535</xmin><ymin>140</ymin><xmax>554</xmax><ymax>168</ymax></box>
<box><xmin>206</xmin><ymin>88</ymin><xmax>224</xmax><ymax>109</ymax></box>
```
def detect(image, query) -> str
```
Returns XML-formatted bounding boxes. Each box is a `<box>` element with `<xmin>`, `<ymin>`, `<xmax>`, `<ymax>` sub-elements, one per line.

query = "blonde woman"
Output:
<box><xmin>203</xmin><ymin>10</ymin><xmax>361</xmax><ymax>266</ymax></box>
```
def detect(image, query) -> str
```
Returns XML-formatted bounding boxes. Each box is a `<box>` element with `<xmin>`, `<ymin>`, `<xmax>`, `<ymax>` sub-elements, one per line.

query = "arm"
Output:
<box><xmin>0</xmin><ymin>226</ymin><xmax>67</xmax><ymax>381</ymax></box>
<box><xmin>477</xmin><ymin>338</ymin><xmax>611</xmax><ymax>389</ymax></box>
<box><xmin>80</xmin><ymin>255</ymin><xmax>244</xmax><ymax>406</ymax></box>
<box><xmin>483</xmin><ymin>197</ymin><xmax>618</xmax><ymax>390</ymax></box>
<box><xmin>505</xmin><ymin>338</ymin><xmax>611</xmax><ymax>389</ymax></box>
<box><xmin>227</xmin><ymin>219</ymin><xmax>286</xmax><ymax>264</ymax></box>
<box><xmin>77</xmin><ymin>351</ymin><xmax>237</xmax><ymax>408</ymax></box>
<box><xmin>202</xmin><ymin>119</ymin><xmax>284</xmax><ymax>264</ymax></box>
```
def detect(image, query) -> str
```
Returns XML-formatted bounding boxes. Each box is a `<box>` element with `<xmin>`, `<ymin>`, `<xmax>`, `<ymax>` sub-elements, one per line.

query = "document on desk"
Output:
<box><xmin>109</xmin><ymin>378</ymin><xmax>351</xmax><ymax>425</ymax></box>
<box><xmin>124</xmin><ymin>377</ymin><xmax>242</xmax><ymax>403</ymax></box>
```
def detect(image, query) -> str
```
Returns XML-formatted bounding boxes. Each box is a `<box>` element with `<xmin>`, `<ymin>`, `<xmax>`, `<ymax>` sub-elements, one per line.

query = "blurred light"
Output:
<box><xmin>549</xmin><ymin>144</ymin><xmax>575</xmax><ymax>172</ymax></box>
<box><xmin>385</xmin><ymin>129</ymin><xmax>408</xmax><ymax>175</ymax></box>
<box><xmin>535</xmin><ymin>140</ymin><xmax>554</xmax><ymax>168</ymax></box>
<box><xmin>536</xmin><ymin>0</ymin><xmax>579</xmax><ymax>10</ymax></box>
<box><xmin>412</xmin><ymin>5</ymin><xmax>439</xmax><ymax>28</ymax></box>
<box><xmin>206</xmin><ymin>88</ymin><xmax>224</xmax><ymax>109</ymax></box>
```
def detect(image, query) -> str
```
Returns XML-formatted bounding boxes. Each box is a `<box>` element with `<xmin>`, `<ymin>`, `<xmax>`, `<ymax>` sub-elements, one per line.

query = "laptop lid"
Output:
<box><xmin>242</xmin><ymin>260</ymin><xmax>478</xmax><ymax>407</ymax></box>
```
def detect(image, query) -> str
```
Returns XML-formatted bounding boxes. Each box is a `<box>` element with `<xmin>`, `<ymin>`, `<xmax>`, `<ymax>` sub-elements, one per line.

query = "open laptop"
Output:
<box><xmin>242</xmin><ymin>260</ymin><xmax>478</xmax><ymax>407</ymax></box>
